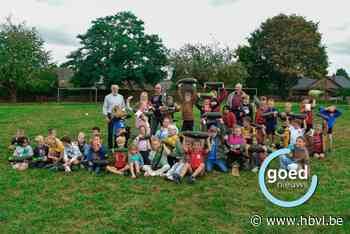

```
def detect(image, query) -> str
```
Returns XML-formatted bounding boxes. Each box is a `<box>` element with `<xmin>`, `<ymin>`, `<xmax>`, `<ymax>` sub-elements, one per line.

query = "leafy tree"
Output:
<box><xmin>170</xmin><ymin>43</ymin><xmax>249</xmax><ymax>87</ymax></box>
<box><xmin>29</xmin><ymin>67</ymin><xmax>58</xmax><ymax>94</ymax></box>
<box><xmin>0</xmin><ymin>17</ymin><xmax>51</xmax><ymax>102</ymax></box>
<box><xmin>236</xmin><ymin>14</ymin><xmax>329</xmax><ymax>97</ymax></box>
<box><xmin>64</xmin><ymin>11</ymin><xmax>169</xmax><ymax>88</ymax></box>
<box><xmin>335</xmin><ymin>68</ymin><xmax>349</xmax><ymax>78</ymax></box>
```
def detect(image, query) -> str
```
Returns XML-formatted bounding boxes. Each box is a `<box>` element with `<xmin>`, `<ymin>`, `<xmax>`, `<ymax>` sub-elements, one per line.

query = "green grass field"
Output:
<box><xmin>0</xmin><ymin>103</ymin><xmax>349</xmax><ymax>234</ymax></box>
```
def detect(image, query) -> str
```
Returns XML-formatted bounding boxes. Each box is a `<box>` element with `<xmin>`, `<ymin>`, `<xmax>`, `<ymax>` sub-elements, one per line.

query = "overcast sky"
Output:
<box><xmin>1</xmin><ymin>0</ymin><xmax>349</xmax><ymax>74</ymax></box>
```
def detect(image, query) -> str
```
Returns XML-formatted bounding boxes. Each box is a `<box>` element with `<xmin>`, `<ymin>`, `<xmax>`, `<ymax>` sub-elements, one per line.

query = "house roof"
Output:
<box><xmin>292</xmin><ymin>76</ymin><xmax>350</xmax><ymax>90</ymax></box>
<box><xmin>291</xmin><ymin>77</ymin><xmax>317</xmax><ymax>90</ymax></box>
<box><xmin>330</xmin><ymin>76</ymin><xmax>350</xmax><ymax>89</ymax></box>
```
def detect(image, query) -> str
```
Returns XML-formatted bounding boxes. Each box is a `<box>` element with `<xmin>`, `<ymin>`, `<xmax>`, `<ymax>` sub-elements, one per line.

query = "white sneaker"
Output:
<box><xmin>64</xmin><ymin>165</ymin><xmax>71</xmax><ymax>172</ymax></box>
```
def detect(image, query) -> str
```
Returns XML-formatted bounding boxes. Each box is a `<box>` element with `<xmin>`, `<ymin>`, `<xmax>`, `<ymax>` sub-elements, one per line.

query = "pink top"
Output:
<box><xmin>226</xmin><ymin>135</ymin><xmax>245</xmax><ymax>145</ymax></box>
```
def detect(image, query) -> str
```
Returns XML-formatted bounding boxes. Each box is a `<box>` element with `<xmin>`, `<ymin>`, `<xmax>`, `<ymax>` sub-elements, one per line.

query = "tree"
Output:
<box><xmin>236</xmin><ymin>14</ymin><xmax>329</xmax><ymax>97</ymax></box>
<box><xmin>64</xmin><ymin>11</ymin><xmax>169</xmax><ymax>88</ymax></box>
<box><xmin>170</xmin><ymin>42</ymin><xmax>249</xmax><ymax>87</ymax></box>
<box><xmin>29</xmin><ymin>67</ymin><xmax>58</xmax><ymax>94</ymax></box>
<box><xmin>335</xmin><ymin>68</ymin><xmax>349</xmax><ymax>78</ymax></box>
<box><xmin>0</xmin><ymin>17</ymin><xmax>51</xmax><ymax>102</ymax></box>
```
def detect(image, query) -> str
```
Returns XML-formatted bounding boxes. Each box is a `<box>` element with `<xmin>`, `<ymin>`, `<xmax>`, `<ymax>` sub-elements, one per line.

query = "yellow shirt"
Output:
<box><xmin>49</xmin><ymin>138</ymin><xmax>64</xmax><ymax>153</ymax></box>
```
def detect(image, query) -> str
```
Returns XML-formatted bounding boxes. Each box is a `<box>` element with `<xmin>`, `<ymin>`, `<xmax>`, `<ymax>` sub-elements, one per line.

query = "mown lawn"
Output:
<box><xmin>0</xmin><ymin>103</ymin><xmax>349</xmax><ymax>234</ymax></box>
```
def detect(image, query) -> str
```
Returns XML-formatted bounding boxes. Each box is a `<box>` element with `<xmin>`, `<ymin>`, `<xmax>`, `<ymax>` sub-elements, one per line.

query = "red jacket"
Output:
<box><xmin>223</xmin><ymin>112</ymin><xmax>236</xmax><ymax>129</ymax></box>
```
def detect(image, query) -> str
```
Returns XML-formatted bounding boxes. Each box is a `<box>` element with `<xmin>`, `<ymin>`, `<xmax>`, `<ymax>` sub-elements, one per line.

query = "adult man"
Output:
<box><xmin>227</xmin><ymin>83</ymin><xmax>246</xmax><ymax>121</ymax></box>
<box><xmin>150</xmin><ymin>83</ymin><xmax>164</xmax><ymax>135</ymax></box>
<box><xmin>102</xmin><ymin>85</ymin><xmax>126</xmax><ymax>149</ymax></box>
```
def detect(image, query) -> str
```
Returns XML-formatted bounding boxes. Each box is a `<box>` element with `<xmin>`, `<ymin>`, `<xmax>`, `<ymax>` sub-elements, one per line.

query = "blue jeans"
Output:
<box><xmin>206</xmin><ymin>159</ymin><xmax>228</xmax><ymax>173</ymax></box>
<box><xmin>279</xmin><ymin>155</ymin><xmax>295</xmax><ymax>170</ymax></box>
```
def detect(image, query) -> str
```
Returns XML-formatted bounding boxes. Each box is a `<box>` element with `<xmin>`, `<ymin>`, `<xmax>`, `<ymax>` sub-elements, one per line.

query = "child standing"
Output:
<box><xmin>263</xmin><ymin>98</ymin><xmax>278</xmax><ymax>144</ymax></box>
<box><xmin>301</xmin><ymin>98</ymin><xmax>316</xmax><ymax>133</ymax></box>
<box><xmin>289</xmin><ymin>119</ymin><xmax>305</xmax><ymax>146</ymax></box>
<box><xmin>196</xmin><ymin>95</ymin><xmax>219</xmax><ymax>130</ymax></box>
<box><xmin>238</xmin><ymin>95</ymin><xmax>254</xmax><ymax>125</ymax></box>
<box><xmin>255</xmin><ymin>96</ymin><xmax>268</xmax><ymax>144</ymax></box>
<box><xmin>179</xmin><ymin>91</ymin><xmax>197</xmax><ymax>131</ymax></box>
<box><xmin>319</xmin><ymin>106</ymin><xmax>342</xmax><ymax>152</ymax></box>
<box><xmin>133</xmin><ymin>126</ymin><xmax>151</xmax><ymax>165</ymax></box>
<box><xmin>222</xmin><ymin>105</ymin><xmax>236</xmax><ymax>130</ymax></box>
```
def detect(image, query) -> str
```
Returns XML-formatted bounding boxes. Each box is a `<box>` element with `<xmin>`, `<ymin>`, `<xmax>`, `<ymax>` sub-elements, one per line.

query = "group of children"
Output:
<box><xmin>8</xmin><ymin>84</ymin><xmax>342</xmax><ymax>184</ymax></box>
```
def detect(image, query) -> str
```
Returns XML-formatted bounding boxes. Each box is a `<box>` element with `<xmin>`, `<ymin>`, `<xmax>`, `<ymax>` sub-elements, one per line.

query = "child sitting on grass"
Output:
<box><xmin>319</xmin><ymin>105</ymin><xmax>342</xmax><ymax>152</ymax></box>
<box><xmin>182</xmin><ymin>139</ymin><xmax>210</xmax><ymax>184</ymax></box>
<box><xmin>143</xmin><ymin>137</ymin><xmax>170</xmax><ymax>177</ymax></box>
<box><xmin>106</xmin><ymin>136</ymin><xmax>129</xmax><ymax>175</ymax></box>
<box><xmin>225</xmin><ymin>126</ymin><xmax>247</xmax><ymax>175</ymax></box>
<box><xmin>76</xmin><ymin>132</ymin><xmax>89</xmax><ymax>159</ymax></box>
<box><xmin>162</xmin><ymin>125</ymin><xmax>184</xmax><ymax>167</ymax></box>
<box><xmin>92</xmin><ymin>127</ymin><xmax>101</xmax><ymax>137</ymax></box>
<box><xmin>46</xmin><ymin>129</ymin><xmax>64</xmax><ymax>164</ymax></box>
<box><xmin>206</xmin><ymin>125</ymin><xmax>228</xmax><ymax>173</ymax></box>
<box><xmin>86</xmin><ymin>135</ymin><xmax>108</xmax><ymax>174</ymax></box>
<box><xmin>128</xmin><ymin>144</ymin><xmax>144</xmax><ymax>179</ymax></box>
<box><xmin>33</xmin><ymin>135</ymin><xmax>48</xmax><ymax>161</ymax></box>
<box><xmin>61</xmin><ymin>136</ymin><xmax>82</xmax><ymax>173</ymax></box>
<box><xmin>9</xmin><ymin>129</ymin><xmax>26</xmax><ymax>150</ymax></box>
<box><xmin>280</xmin><ymin>136</ymin><xmax>310</xmax><ymax>172</ymax></box>
<box><xmin>31</xmin><ymin>135</ymin><xmax>49</xmax><ymax>168</ymax></box>
<box><xmin>10</xmin><ymin>136</ymin><xmax>33</xmax><ymax>171</ymax></box>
